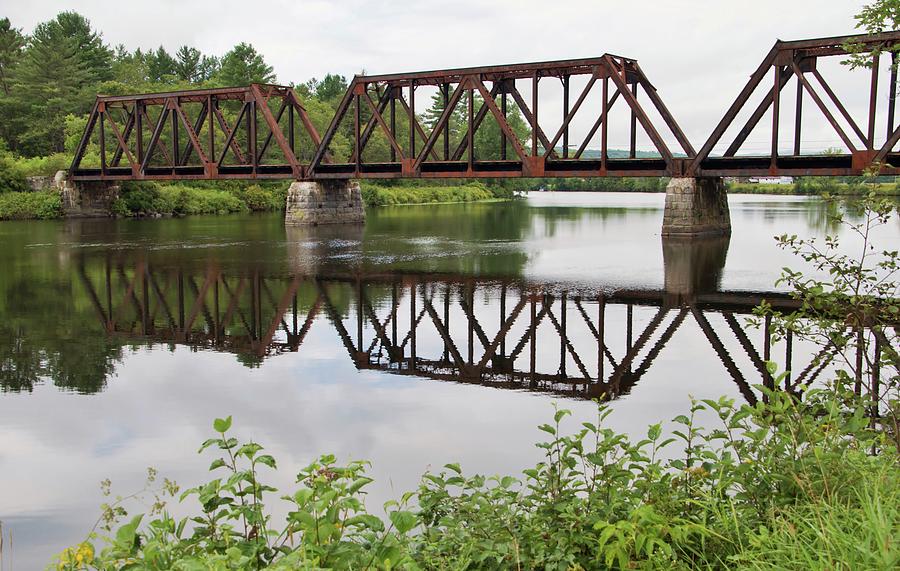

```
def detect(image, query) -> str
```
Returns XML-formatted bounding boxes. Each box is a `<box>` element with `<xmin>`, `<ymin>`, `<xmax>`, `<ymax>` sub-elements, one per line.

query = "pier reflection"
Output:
<box><xmin>67</xmin><ymin>234</ymin><xmax>831</xmax><ymax>404</ymax></box>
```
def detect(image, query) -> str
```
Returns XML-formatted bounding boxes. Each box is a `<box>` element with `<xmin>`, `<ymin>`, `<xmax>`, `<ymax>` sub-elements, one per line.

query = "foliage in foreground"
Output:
<box><xmin>53</xmin><ymin>383</ymin><xmax>899</xmax><ymax>570</ymax></box>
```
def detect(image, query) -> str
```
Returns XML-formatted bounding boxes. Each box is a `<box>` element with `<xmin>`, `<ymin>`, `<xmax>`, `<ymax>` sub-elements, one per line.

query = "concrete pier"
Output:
<box><xmin>285</xmin><ymin>180</ymin><xmax>365</xmax><ymax>226</ymax></box>
<box><xmin>661</xmin><ymin>177</ymin><xmax>731</xmax><ymax>236</ymax></box>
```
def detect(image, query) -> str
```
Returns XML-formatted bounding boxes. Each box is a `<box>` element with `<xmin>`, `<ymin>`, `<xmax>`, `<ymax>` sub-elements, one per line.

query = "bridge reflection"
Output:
<box><xmin>75</xmin><ymin>235</ymin><xmax>832</xmax><ymax>404</ymax></box>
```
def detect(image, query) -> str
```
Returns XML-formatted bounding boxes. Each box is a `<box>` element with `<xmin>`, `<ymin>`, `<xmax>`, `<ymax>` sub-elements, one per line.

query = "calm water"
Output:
<box><xmin>0</xmin><ymin>191</ymin><xmax>897</xmax><ymax>567</ymax></box>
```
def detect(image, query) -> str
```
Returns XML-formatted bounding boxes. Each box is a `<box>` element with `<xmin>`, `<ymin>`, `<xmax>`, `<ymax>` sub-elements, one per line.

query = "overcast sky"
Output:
<box><xmin>5</xmin><ymin>1</ymin><xmax>883</xmax><ymax>154</ymax></box>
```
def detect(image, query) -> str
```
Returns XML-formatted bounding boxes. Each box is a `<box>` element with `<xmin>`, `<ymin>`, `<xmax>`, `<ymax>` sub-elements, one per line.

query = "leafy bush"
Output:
<box><xmin>0</xmin><ymin>191</ymin><xmax>62</xmax><ymax>219</ymax></box>
<box><xmin>361</xmin><ymin>182</ymin><xmax>495</xmax><ymax>207</ymax></box>
<box><xmin>54</xmin><ymin>384</ymin><xmax>899</xmax><ymax>570</ymax></box>
<box><xmin>0</xmin><ymin>155</ymin><xmax>28</xmax><ymax>194</ymax></box>
<box><xmin>239</xmin><ymin>184</ymin><xmax>285</xmax><ymax>212</ymax></box>
<box><xmin>13</xmin><ymin>153</ymin><xmax>72</xmax><ymax>177</ymax></box>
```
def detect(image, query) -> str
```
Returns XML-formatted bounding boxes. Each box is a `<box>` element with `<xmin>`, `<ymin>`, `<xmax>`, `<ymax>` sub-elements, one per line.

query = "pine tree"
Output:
<box><xmin>174</xmin><ymin>45</ymin><xmax>201</xmax><ymax>82</ymax></box>
<box><xmin>0</xmin><ymin>18</ymin><xmax>25</xmax><ymax>96</ymax></box>
<box><xmin>216</xmin><ymin>43</ymin><xmax>274</xmax><ymax>85</ymax></box>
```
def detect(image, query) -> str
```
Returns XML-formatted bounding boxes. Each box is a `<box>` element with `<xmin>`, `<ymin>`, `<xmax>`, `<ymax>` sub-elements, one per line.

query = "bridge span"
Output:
<box><xmin>65</xmin><ymin>31</ymin><xmax>900</xmax><ymax>234</ymax></box>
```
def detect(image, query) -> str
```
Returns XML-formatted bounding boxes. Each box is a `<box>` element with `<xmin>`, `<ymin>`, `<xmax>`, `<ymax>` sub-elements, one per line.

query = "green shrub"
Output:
<box><xmin>0</xmin><ymin>191</ymin><xmax>62</xmax><ymax>219</ymax></box>
<box><xmin>13</xmin><ymin>153</ymin><xmax>72</xmax><ymax>177</ymax></box>
<box><xmin>53</xmin><ymin>384</ymin><xmax>899</xmax><ymax>570</ymax></box>
<box><xmin>0</xmin><ymin>155</ymin><xmax>28</xmax><ymax>194</ymax></box>
<box><xmin>241</xmin><ymin>184</ymin><xmax>284</xmax><ymax>211</ymax></box>
<box><xmin>361</xmin><ymin>182</ymin><xmax>495</xmax><ymax>207</ymax></box>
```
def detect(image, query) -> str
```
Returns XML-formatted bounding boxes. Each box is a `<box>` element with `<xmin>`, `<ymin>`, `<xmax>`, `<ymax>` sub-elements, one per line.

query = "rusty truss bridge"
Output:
<box><xmin>69</xmin><ymin>32</ymin><xmax>900</xmax><ymax>183</ymax></box>
<box><xmin>77</xmin><ymin>255</ymin><xmax>861</xmax><ymax>405</ymax></box>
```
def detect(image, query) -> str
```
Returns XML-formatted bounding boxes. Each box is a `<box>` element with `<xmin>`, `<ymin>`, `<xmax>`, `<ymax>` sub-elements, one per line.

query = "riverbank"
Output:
<box><xmin>0</xmin><ymin>181</ymin><xmax>507</xmax><ymax>220</ymax></box>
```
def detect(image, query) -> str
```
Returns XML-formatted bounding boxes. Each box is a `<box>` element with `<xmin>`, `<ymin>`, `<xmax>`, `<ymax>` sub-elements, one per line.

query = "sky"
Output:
<box><xmin>4</xmin><ymin>1</ymin><xmax>885</xmax><ymax>154</ymax></box>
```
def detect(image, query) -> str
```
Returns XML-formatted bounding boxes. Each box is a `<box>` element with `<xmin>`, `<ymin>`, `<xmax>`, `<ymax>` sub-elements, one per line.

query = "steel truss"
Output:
<box><xmin>70</xmin><ymin>31</ymin><xmax>900</xmax><ymax>181</ymax></box>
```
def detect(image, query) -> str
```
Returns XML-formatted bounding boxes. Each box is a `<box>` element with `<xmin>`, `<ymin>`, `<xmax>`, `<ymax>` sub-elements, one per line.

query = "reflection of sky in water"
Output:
<box><xmin>0</xmin><ymin>192</ymin><xmax>897</xmax><ymax>568</ymax></box>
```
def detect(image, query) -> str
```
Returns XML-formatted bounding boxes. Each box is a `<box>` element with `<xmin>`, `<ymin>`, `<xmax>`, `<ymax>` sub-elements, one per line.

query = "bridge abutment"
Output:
<box><xmin>661</xmin><ymin>177</ymin><xmax>731</xmax><ymax>237</ymax></box>
<box><xmin>285</xmin><ymin>180</ymin><xmax>365</xmax><ymax>226</ymax></box>
<box><xmin>55</xmin><ymin>171</ymin><xmax>120</xmax><ymax>217</ymax></box>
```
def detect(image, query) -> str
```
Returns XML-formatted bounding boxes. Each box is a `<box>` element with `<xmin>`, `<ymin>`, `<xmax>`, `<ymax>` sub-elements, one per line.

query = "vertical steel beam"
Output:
<box><xmin>601</xmin><ymin>77</ymin><xmax>608</xmax><ymax>172</ymax></box>
<box><xmin>771</xmin><ymin>66</ymin><xmax>780</xmax><ymax>169</ymax></box>
<box><xmin>794</xmin><ymin>77</ymin><xmax>803</xmax><ymax>156</ymax></box>
<box><xmin>390</xmin><ymin>92</ymin><xmax>397</xmax><ymax>162</ymax></box>
<box><xmin>888</xmin><ymin>52</ymin><xmax>897</xmax><ymax>140</ymax></box>
<box><xmin>630</xmin><ymin>83</ymin><xmax>637</xmax><ymax>159</ymax></box>
<box><xmin>467</xmin><ymin>85</ymin><xmax>474</xmax><ymax>169</ymax></box>
<box><xmin>443</xmin><ymin>83</ymin><xmax>451</xmax><ymax>160</ymax></box>
<box><xmin>172</xmin><ymin>100</ymin><xmax>180</xmax><ymax>168</ymax></box>
<box><xmin>500</xmin><ymin>90</ymin><xmax>508</xmax><ymax>160</ymax></box>
<box><xmin>355</xmin><ymin>93</ymin><xmax>361</xmax><ymax>174</ymax></box>
<box><xmin>869</xmin><ymin>52</ymin><xmax>880</xmax><ymax>149</ymax></box>
<box><xmin>532</xmin><ymin>72</ymin><xmax>539</xmax><ymax>156</ymax></box>
<box><xmin>99</xmin><ymin>106</ymin><xmax>107</xmax><ymax>176</ymax></box>
<box><xmin>563</xmin><ymin>75</ymin><xmax>570</xmax><ymax>158</ymax></box>
<box><xmin>408</xmin><ymin>81</ymin><xmax>416</xmax><ymax>158</ymax></box>
<box><xmin>136</xmin><ymin>102</ymin><xmax>143</xmax><ymax>167</ymax></box>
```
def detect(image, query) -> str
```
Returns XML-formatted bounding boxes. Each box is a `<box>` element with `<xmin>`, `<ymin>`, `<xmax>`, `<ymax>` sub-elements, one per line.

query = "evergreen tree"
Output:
<box><xmin>216</xmin><ymin>42</ymin><xmax>274</xmax><ymax>85</ymax></box>
<box><xmin>198</xmin><ymin>55</ymin><xmax>220</xmax><ymax>82</ymax></box>
<box><xmin>174</xmin><ymin>45</ymin><xmax>201</xmax><ymax>82</ymax></box>
<box><xmin>147</xmin><ymin>46</ymin><xmax>176</xmax><ymax>82</ymax></box>
<box><xmin>11</xmin><ymin>18</ymin><xmax>93</xmax><ymax>154</ymax></box>
<box><xmin>0</xmin><ymin>18</ymin><xmax>24</xmax><ymax>96</ymax></box>
<box><xmin>52</xmin><ymin>11</ymin><xmax>113</xmax><ymax>83</ymax></box>
<box><xmin>314</xmin><ymin>73</ymin><xmax>348</xmax><ymax>102</ymax></box>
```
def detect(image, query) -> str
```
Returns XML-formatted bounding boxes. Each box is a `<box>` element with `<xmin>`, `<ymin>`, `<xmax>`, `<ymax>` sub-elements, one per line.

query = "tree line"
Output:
<box><xmin>0</xmin><ymin>11</ymin><xmax>531</xmax><ymax>167</ymax></box>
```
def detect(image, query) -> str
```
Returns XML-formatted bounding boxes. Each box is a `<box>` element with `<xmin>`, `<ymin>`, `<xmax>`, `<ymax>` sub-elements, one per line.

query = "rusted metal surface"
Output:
<box><xmin>690</xmin><ymin>31</ymin><xmax>900</xmax><ymax>177</ymax></box>
<box><xmin>70</xmin><ymin>32</ymin><xmax>900</xmax><ymax>182</ymax></box>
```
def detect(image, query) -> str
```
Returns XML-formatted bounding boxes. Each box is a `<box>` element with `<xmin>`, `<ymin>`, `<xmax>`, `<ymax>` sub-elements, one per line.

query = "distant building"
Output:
<box><xmin>747</xmin><ymin>176</ymin><xmax>793</xmax><ymax>185</ymax></box>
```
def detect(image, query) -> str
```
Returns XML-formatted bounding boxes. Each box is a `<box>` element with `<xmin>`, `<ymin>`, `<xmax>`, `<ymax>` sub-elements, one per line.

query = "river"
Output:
<box><xmin>0</xmin><ymin>191</ymin><xmax>897</xmax><ymax>568</ymax></box>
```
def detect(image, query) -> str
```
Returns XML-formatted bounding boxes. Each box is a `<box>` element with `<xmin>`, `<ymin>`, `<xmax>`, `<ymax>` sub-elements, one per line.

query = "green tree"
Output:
<box><xmin>52</xmin><ymin>11</ymin><xmax>113</xmax><ymax>84</ymax></box>
<box><xmin>216</xmin><ymin>42</ymin><xmax>274</xmax><ymax>85</ymax></box>
<box><xmin>11</xmin><ymin>17</ymin><xmax>94</xmax><ymax>154</ymax></box>
<box><xmin>174</xmin><ymin>45</ymin><xmax>201</xmax><ymax>82</ymax></box>
<box><xmin>147</xmin><ymin>46</ymin><xmax>176</xmax><ymax>82</ymax></box>
<box><xmin>0</xmin><ymin>17</ymin><xmax>24</xmax><ymax>96</ymax></box>
<box><xmin>310</xmin><ymin>73</ymin><xmax>348</xmax><ymax>102</ymax></box>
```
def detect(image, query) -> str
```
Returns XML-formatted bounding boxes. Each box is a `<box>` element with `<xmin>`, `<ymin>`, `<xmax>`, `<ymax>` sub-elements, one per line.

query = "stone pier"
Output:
<box><xmin>285</xmin><ymin>180</ymin><xmax>365</xmax><ymax>226</ymax></box>
<box><xmin>661</xmin><ymin>177</ymin><xmax>731</xmax><ymax>236</ymax></box>
<box><xmin>54</xmin><ymin>171</ymin><xmax>120</xmax><ymax>217</ymax></box>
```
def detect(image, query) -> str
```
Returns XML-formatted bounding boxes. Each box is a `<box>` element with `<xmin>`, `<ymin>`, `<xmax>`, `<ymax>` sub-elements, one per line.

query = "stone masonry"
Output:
<box><xmin>661</xmin><ymin>177</ymin><xmax>731</xmax><ymax>236</ymax></box>
<box><xmin>54</xmin><ymin>171</ymin><xmax>120</xmax><ymax>218</ymax></box>
<box><xmin>285</xmin><ymin>180</ymin><xmax>365</xmax><ymax>226</ymax></box>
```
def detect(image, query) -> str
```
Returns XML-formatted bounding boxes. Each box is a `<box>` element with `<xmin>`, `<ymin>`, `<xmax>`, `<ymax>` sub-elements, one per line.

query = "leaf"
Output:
<box><xmin>444</xmin><ymin>463</ymin><xmax>462</xmax><ymax>474</ymax></box>
<box><xmin>344</xmin><ymin>514</ymin><xmax>385</xmax><ymax>531</ymax></box>
<box><xmin>348</xmin><ymin>477</ymin><xmax>373</xmax><ymax>494</ymax></box>
<box><xmin>554</xmin><ymin>408</ymin><xmax>571</xmax><ymax>423</ymax></box>
<box><xmin>209</xmin><ymin>458</ymin><xmax>227</xmax><ymax>471</ymax></box>
<box><xmin>255</xmin><ymin>454</ymin><xmax>277</xmax><ymax>469</ymax></box>
<box><xmin>115</xmin><ymin>513</ymin><xmax>144</xmax><ymax>550</ymax></box>
<box><xmin>389</xmin><ymin>510</ymin><xmax>417</xmax><ymax>534</ymax></box>
<box><xmin>213</xmin><ymin>416</ymin><xmax>232</xmax><ymax>433</ymax></box>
